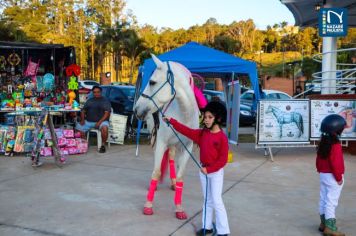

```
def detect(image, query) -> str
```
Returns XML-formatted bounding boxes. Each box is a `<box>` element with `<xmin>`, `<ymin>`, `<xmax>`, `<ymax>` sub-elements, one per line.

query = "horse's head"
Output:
<box><xmin>134</xmin><ymin>54</ymin><xmax>176</xmax><ymax>121</ymax></box>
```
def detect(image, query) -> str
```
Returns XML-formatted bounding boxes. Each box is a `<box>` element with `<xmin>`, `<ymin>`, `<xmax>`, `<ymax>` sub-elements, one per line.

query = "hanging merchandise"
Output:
<box><xmin>0</xmin><ymin>56</ymin><xmax>6</xmax><ymax>71</ymax></box>
<box><xmin>14</xmin><ymin>126</ymin><xmax>34</xmax><ymax>152</ymax></box>
<box><xmin>7</xmin><ymin>52</ymin><xmax>21</xmax><ymax>75</ymax></box>
<box><xmin>23</xmin><ymin>58</ymin><xmax>40</xmax><ymax>83</ymax></box>
<box><xmin>67</xmin><ymin>76</ymin><xmax>78</xmax><ymax>90</ymax></box>
<box><xmin>0</xmin><ymin>127</ymin><xmax>7</xmax><ymax>152</ymax></box>
<box><xmin>43</xmin><ymin>73</ymin><xmax>55</xmax><ymax>92</ymax></box>
<box><xmin>65</xmin><ymin>64</ymin><xmax>80</xmax><ymax>77</ymax></box>
<box><xmin>36</xmin><ymin>76</ymin><xmax>44</xmax><ymax>92</ymax></box>
<box><xmin>4</xmin><ymin>126</ymin><xmax>16</xmax><ymax>156</ymax></box>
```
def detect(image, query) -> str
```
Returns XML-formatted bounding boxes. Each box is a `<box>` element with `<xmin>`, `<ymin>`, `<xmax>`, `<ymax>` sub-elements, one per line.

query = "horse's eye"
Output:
<box><xmin>149</xmin><ymin>81</ymin><xmax>156</xmax><ymax>86</ymax></box>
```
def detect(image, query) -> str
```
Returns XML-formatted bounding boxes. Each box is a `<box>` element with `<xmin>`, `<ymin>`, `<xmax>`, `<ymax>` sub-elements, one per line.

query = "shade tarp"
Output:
<box><xmin>135</xmin><ymin>42</ymin><xmax>259</xmax><ymax>147</ymax></box>
<box><xmin>138</xmin><ymin>42</ymin><xmax>260</xmax><ymax>100</ymax></box>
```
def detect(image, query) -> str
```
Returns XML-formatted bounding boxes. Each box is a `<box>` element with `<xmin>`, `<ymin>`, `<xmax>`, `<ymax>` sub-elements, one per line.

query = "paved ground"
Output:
<box><xmin>0</xmin><ymin>141</ymin><xmax>355</xmax><ymax>236</ymax></box>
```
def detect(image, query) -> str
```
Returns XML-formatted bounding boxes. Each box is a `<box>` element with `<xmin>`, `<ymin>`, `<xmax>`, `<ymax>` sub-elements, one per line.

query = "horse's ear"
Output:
<box><xmin>151</xmin><ymin>54</ymin><xmax>164</xmax><ymax>69</ymax></box>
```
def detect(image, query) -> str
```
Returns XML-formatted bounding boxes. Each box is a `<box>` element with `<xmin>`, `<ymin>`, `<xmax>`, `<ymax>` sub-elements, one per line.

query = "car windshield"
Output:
<box><xmin>241</xmin><ymin>92</ymin><xmax>254</xmax><ymax>100</ymax></box>
<box><xmin>278</xmin><ymin>93</ymin><xmax>291</xmax><ymax>99</ymax></box>
<box><xmin>120</xmin><ymin>87</ymin><xmax>135</xmax><ymax>99</ymax></box>
<box><xmin>203</xmin><ymin>90</ymin><xmax>225</xmax><ymax>102</ymax></box>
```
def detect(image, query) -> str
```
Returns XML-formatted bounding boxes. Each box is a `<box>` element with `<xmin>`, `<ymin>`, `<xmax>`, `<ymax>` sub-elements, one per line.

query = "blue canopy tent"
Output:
<box><xmin>138</xmin><ymin>42</ymin><xmax>259</xmax><ymax>99</ymax></box>
<box><xmin>135</xmin><ymin>42</ymin><xmax>259</xmax><ymax>147</ymax></box>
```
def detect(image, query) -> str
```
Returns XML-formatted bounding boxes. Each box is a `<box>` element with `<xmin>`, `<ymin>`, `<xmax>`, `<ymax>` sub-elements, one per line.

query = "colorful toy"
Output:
<box><xmin>65</xmin><ymin>64</ymin><xmax>81</xmax><ymax>77</ymax></box>
<box><xmin>43</xmin><ymin>73</ymin><xmax>55</xmax><ymax>92</ymax></box>
<box><xmin>12</xmin><ymin>91</ymin><xmax>24</xmax><ymax>105</ymax></box>
<box><xmin>72</xmin><ymin>100</ymin><xmax>80</xmax><ymax>110</ymax></box>
<box><xmin>2</xmin><ymin>99</ymin><xmax>15</xmax><ymax>108</ymax></box>
<box><xmin>68</xmin><ymin>90</ymin><xmax>76</xmax><ymax>105</ymax></box>
<box><xmin>63</xmin><ymin>129</ymin><xmax>74</xmax><ymax>138</ymax></box>
<box><xmin>68</xmin><ymin>76</ymin><xmax>78</xmax><ymax>90</ymax></box>
<box><xmin>24</xmin><ymin>98</ymin><xmax>32</xmax><ymax>107</ymax></box>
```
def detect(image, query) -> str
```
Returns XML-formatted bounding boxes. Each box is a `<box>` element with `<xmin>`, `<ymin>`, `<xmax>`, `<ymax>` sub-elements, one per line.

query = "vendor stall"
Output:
<box><xmin>0</xmin><ymin>41</ymin><xmax>86</xmax><ymax>164</ymax></box>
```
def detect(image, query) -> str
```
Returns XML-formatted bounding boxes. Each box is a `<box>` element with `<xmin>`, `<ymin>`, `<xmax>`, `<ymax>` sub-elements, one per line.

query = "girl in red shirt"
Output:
<box><xmin>316</xmin><ymin>114</ymin><xmax>346</xmax><ymax>236</ymax></box>
<box><xmin>164</xmin><ymin>101</ymin><xmax>230</xmax><ymax>236</ymax></box>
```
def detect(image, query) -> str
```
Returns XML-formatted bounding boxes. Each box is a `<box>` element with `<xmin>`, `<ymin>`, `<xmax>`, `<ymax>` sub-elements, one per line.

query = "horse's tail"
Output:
<box><xmin>159</xmin><ymin>149</ymin><xmax>170</xmax><ymax>183</ymax></box>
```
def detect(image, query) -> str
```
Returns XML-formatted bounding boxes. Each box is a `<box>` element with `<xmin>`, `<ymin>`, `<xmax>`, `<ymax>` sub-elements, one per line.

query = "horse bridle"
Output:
<box><xmin>140</xmin><ymin>62</ymin><xmax>176</xmax><ymax>116</ymax></box>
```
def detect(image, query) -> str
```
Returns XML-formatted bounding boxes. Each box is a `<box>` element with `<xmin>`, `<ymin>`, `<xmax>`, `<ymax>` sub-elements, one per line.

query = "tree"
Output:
<box><xmin>122</xmin><ymin>29</ymin><xmax>147</xmax><ymax>84</ymax></box>
<box><xmin>227</xmin><ymin>19</ymin><xmax>257</xmax><ymax>56</ymax></box>
<box><xmin>0</xmin><ymin>21</ymin><xmax>27</xmax><ymax>41</ymax></box>
<box><xmin>213</xmin><ymin>34</ymin><xmax>240</xmax><ymax>54</ymax></box>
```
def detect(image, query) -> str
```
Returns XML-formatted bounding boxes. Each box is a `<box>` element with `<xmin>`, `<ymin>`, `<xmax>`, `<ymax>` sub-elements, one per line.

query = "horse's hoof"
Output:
<box><xmin>170</xmin><ymin>184</ymin><xmax>176</xmax><ymax>191</ymax></box>
<box><xmin>175</xmin><ymin>211</ymin><xmax>187</xmax><ymax>220</ymax></box>
<box><xmin>143</xmin><ymin>207</ymin><xmax>153</xmax><ymax>215</ymax></box>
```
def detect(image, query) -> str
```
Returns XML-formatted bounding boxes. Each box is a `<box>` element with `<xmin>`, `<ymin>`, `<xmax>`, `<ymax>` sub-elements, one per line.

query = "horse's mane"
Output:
<box><xmin>148</xmin><ymin>62</ymin><xmax>198</xmax><ymax>148</ymax></box>
<box><xmin>172</xmin><ymin>62</ymin><xmax>194</xmax><ymax>89</ymax></box>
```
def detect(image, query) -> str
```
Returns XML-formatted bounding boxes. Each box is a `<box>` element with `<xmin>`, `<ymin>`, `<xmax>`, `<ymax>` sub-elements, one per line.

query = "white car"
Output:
<box><xmin>78</xmin><ymin>80</ymin><xmax>100</xmax><ymax>90</ymax></box>
<box><xmin>240</xmin><ymin>89</ymin><xmax>292</xmax><ymax>106</ymax></box>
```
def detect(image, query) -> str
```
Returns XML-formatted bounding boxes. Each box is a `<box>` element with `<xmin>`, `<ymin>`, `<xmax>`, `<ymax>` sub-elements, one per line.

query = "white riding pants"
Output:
<box><xmin>200</xmin><ymin>168</ymin><xmax>230</xmax><ymax>235</ymax></box>
<box><xmin>319</xmin><ymin>173</ymin><xmax>344</xmax><ymax>219</ymax></box>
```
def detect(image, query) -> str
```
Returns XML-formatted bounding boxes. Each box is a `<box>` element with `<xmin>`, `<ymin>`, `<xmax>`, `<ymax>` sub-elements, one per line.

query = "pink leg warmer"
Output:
<box><xmin>174</xmin><ymin>181</ymin><xmax>184</xmax><ymax>205</ymax></box>
<box><xmin>147</xmin><ymin>179</ymin><xmax>158</xmax><ymax>202</ymax></box>
<box><xmin>169</xmin><ymin>159</ymin><xmax>176</xmax><ymax>179</ymax></box>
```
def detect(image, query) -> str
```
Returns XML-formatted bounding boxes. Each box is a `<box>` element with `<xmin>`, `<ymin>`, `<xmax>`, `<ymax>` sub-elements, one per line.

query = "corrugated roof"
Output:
<box><xmin>281</xmin><ymin>0</ymin><xmax>356</xmax><ymax>27</ymax></box>
<box><xmin>0</xmin><ymin>41</ymin><xmax>65</xmax><ymax>49</ymax></box>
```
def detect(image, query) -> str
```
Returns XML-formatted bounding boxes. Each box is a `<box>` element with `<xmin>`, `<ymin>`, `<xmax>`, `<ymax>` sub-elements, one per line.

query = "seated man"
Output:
<box><xmin>76</xmin><ymin>85</ymin><xmax>111</xmax><ymax>153</ymax></box>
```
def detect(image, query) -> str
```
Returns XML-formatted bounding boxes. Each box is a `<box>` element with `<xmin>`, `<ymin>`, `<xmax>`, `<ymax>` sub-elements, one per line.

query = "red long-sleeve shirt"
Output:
<box><xmin>316</xmin><ymin>143</ymin><xmax>345</xmax><ymax>182</ymax></box>
<box><xmin>170</xmin><ymin>118</ymin><xmax>228</xmax><ymax>174</ymax></box>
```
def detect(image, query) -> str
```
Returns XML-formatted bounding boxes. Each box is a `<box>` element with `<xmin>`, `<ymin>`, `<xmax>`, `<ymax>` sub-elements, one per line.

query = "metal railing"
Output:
<box><xmin>293</xmin><ymin>47</ymin><xmax>356</xmax><ymax>98</ymax></box>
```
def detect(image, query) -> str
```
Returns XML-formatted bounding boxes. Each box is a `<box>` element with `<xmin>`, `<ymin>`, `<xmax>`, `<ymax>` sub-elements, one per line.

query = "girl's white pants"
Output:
<box><xmin>319</xmin><ymin>173</ymin><xmax>344</xmax><ymax>219</ymax></box>
<box><xmin>200</xmin><ymin>168</ymin><xmax>230</xmax><ymax>235</ymax></box>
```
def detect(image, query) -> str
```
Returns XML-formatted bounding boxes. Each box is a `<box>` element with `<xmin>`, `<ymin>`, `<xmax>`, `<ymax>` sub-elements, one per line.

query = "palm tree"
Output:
<box><xmin>122</xmin><ymin>29</ymin><xmax>147</xmax><ymax>84</ymax></box>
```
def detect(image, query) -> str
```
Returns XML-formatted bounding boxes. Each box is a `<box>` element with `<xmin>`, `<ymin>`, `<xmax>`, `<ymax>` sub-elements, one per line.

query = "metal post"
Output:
<box><xmin>321</xmin><ymin>37</ymin><xmax>337</xmax><ymax>94</ymax></box>
<box><xmin>292</xmin><ymin>65</ymin><xmax>295</xmax><ymax>95</ymax></box>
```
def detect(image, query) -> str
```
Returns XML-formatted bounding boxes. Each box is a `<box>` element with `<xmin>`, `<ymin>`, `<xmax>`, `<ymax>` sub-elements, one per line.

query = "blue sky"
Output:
<box><xmin>125</xmin><ymin>0</ymin><xmax>295</xmax><ymax>30</ymax></box>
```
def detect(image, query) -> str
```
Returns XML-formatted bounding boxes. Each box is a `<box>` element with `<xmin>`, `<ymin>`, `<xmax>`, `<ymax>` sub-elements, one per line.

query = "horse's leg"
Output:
<box><xmin>174</xmin><ymin>142</ymin><xmax>193</xmax><ymax>220</ymax></box>
<box><xmin>168</xmin><ymin>146</ymin><xmax>177</xmax><ymax>191</ymax></box>
<box><xmin>143</xmin><ymin>141</ymin><xmax>167</xmax><ymax>215</ymax></box>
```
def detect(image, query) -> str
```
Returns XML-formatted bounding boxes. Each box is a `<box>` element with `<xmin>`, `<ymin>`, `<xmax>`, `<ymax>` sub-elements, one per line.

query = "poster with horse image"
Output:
<box><xmin>310</xmin><ymin>100</ymin><xmax>356</xmax><ymax>140</ymax></box>
<box><xmin>257</xmin><ymin>100</ymin><xmax>310</xmax><ymax>144</ymax></box>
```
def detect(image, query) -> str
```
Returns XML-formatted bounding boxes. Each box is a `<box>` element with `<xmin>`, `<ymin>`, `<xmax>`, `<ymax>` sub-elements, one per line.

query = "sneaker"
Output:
<box><xmin>99</xmin><ymin>146</ymin><xmax>106</xmax><ymax>153</ymax></box>
<box><xmin>196</xmin><ymin>228</ymin><xmax>213</xmax><ymax>236</ymax></box>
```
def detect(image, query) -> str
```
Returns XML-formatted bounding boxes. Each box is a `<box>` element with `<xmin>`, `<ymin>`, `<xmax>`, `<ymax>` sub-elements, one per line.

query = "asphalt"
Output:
<box><xmin>0</xmin><ymin>139</ymin><xmax>355</xmax><ymax>236</ymax></box>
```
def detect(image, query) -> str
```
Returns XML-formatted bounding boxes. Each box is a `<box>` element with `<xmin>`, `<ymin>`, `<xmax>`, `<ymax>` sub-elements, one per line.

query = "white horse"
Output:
<box><xmin>134</xmin><ymin>55</ymin><xmax>200</xmax><ymax>219</ymax></box>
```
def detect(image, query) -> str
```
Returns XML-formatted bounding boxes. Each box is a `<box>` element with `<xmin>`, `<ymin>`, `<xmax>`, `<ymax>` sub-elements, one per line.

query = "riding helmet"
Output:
<box><xmin>202</xmin><ymin>101</ymin><xmax>227</xmax><ymax>125</ymax></box>
<box><xmin>320</xmin><ymin>114</ymin><xmax>346</xmax><ymax>135</ymax></box>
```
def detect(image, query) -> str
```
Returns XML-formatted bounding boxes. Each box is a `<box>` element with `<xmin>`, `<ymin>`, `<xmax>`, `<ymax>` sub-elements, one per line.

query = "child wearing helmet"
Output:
<box><xmin>316</xmin><ymin>114</ymin><xmax>346</xmax><ymax>236</ymax></box>
<box><xmin>163</xmin><ymin>101</ymin><xmax>230</xmax><ymax>236</ymax></box>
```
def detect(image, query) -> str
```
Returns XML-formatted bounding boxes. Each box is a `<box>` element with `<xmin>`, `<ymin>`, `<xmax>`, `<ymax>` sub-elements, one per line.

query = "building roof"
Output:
<box><xmin>281</xmin><ymin>0</ymin><xmax>356</xmax><ymax>27</ymax></box>
<box><xmin>0</xmin><ymin>41</ymin><xmax>66</xmax><ymax>49</ymax></box>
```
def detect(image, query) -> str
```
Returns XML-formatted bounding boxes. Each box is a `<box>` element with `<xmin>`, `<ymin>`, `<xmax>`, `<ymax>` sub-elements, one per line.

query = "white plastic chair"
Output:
<box><xmin>86</xmin><ymin>128</ymin><xmax>111</xmax><ymax>151</ymax></box>
<box><xmin>86</xmin><ymin>109</ymin><xmax>112</xmax><ymax>150</ymax></box>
